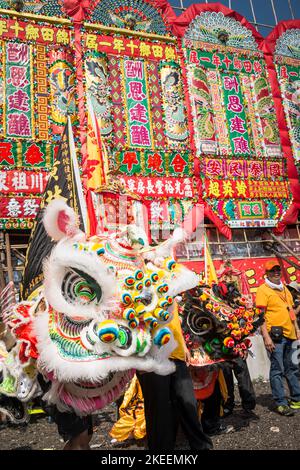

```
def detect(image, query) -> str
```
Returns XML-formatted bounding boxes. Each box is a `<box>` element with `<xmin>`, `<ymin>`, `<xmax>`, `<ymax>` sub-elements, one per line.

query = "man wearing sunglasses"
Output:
<box><xmin>256</xmin><ymin>261</ymin><xmax>300</xmax><ymax>416</ymax></box>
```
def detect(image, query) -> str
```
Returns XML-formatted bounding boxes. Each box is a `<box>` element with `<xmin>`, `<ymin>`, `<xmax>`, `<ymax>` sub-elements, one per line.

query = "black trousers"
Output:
<box><xmin>137</xmin><ymin>360</ymin><xmax>213</xmax><ymax>451</ymax></box>
<box><xmin>201</xmin><ymin>379</ymin><xmax>222</xmax><ymax>434</ymax></box>
<box><xmin>222</xmin><ymin>358</ymin><xmax>256</xmax><ymax>412</ymax></box>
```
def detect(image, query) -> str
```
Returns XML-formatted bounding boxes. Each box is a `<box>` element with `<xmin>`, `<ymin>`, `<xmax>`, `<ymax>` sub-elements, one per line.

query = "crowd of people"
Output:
<box><xmin>1</xmin><ymin>259</ymin><xmax>300</xmax><ymax>451</ymax></box>
<box><xmin>109</xmin><ymin>259</ymin><xmax>300</xmax><ymax>450</ymax></box>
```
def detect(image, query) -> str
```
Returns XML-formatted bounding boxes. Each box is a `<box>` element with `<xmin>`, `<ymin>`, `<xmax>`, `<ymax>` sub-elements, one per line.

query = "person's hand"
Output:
<box><xmin>240</xmin><ymin>350</ymin><xmax>248</xmax><ymax>360</ymax></box>
<box><xmin>263</xmin><ymin>334</ymin><xmax>275</xmax><ymax>353</ymax></box>
<box><xmin>296</xmin><ymin>330</ymin><xmax>300</xmax><ymax>341</ymax></box>
<box><xmin>184</xmin><ymin>346</ymin><xmax>192</xmax><ymax>365</ymax></box>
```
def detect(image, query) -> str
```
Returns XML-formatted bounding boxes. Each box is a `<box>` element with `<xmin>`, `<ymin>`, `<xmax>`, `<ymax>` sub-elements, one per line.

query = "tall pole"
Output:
<box><xmin>5</xmin><ymin>233</ymin><xmax>13</xmax><ymax>284</ymax></box>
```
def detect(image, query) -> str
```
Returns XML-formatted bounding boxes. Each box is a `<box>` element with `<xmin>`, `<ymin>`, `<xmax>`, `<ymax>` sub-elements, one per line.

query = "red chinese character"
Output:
<box><xmin>8</xmin><ymin>90</ymin><xmax>29</xmax><ymax>112</ymax></box>
<box><xmin>228</xmin><ymin>161</ymin><xmax>243</xmax><ymax>177</ymax></box>
<box><xmin>227</xmin><ymin>95</ymin><xmax>243</xmax><ymax>113</ymax></box>
<box><xmin>253</xmin><ymin>61</ymin><xmax>262</xmax><ymax>74</ymax></box>
<box><xmin>206</xmin><ymin>159</ymin><xmax>222</xmax><ymax>176</ymax></box>
<box><xmin>125</xmin><ymin>60</ymin><xmax>143</xmax><ymax>80</ymax></box>
<box><xmin>170</xmin><ymin>154</ymin><xmax>187</xmax><ymax>173</ymax></box>
<box><xmin>280</xmin><ymin>66</ymin><xmax>288</xmax><ymax>79</ymax></box>
<box><xmin>230</xmin><ymin>115</ymin><xmax>246</xmax><ymax>134</ymax></box>
<box><xmin>0</xmin><ymin>142</ymin><xmax>14</xmax><ymax>165</ymax></box>
<box><xmin>223</xmin><ymin>56</ymin><xmax>232</xmax><ymax>69</ymax></box>
<box><xmin>269</xmin><ymin>163</ymin><xmax>281</xmax><ymax>177</ymax></box>
<box><xmin>127</xmin><ymin>82</ymin><xmax>146</xmax><ymax>101</ymax></box>
<box><xmin>233</xmin><ymin>136</ymin><xmax>250</xmax><ymax>154</ymax></box>
<box><xmin>252</xmin><ymin>204</ymin><xmax>261</xmax><ymax>215</ymax></box>
<box><xmin>122</xmin><ymin>152</ymin><xmax>139</xmax><ymax>172</ymax></box>
<box><xmin>7</xmin><ymin>43</ymin><xmax>29</xmax><ymax>63</ymax></box>
<box><xmin>130</xmin><ymin>125</ymin><xmax>151</xmax><ymax>146</ymax></box>
<box><xmin>233</xmin><ymin>57</ymin><xmax>243</xmax><ymax>70</ymax></box>
<box><xmin>24</xmin><ymin>144</ymin><xmax>45</xmax><ymax>165</ymax></box>
<box><xmin>7</xmin><ymin>66</ymin><xmax>29</xmax><ymax>88</ymax></box>
<box><xmin>129</xmin><ymin>103</ymin><xmax>148</xmax><ymax>123</ymax></box>
<box><xmin>147</xmin><ymin>153</ymin><xmax>163</xmax><ymax>173</ymax></box>
<box><xmin>212</xmin><ymin>54</ymin><xmax>222</xmax><ymax>67</ymax></box>
<box><xmin>223</xmin><ymin>76</ymin><xmax>239</xmax><ymax>93</ymax></box>
<box><xmin>189</xmin><ymin>50</ymin><xmax>199</xmax><ymax>65</ymax></box>
<box><xmin>243</xmin><ymin>204</ymin><xmax>252</xmax><ymax>216</ymax></box>
<box><xmin>8</xmin><ymin>113</ymin><xmax>31</xmax><ymax>136</ymax></box>
<box><xmin>249</xmin><ymin>162</ymin><xmax>263</xmax><ymax>178</ymax></box>
<box><xmin>243</xmin><ymin>61</ymin><xmax>252</xmax><ymax>73</ymax></box>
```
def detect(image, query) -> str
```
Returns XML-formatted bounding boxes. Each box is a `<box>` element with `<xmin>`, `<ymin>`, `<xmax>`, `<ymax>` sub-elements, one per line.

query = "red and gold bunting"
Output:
<box><xmin>203</xmin><ymin>157</ymin><xmax>284</xmax><ymax>179</ymax></box>
<box><xmin>205</xmin><ymin>179</ymin><xmax>289</xmax><ymax>200</ymax></box>
<box><xmin>85</xmin><ymin>33</ymin><xmax>177</xmax><ymax>62</ymax></box>
<box><xmin>118</xmin><ymin>176</ymin><xmax>194</xmax><ymax>199</ymax></box>
<box><xmin>0</xmin><ymin>196</ymin><xmax>41</xmax><ymax>220</ymax></box>
<box><xmin>0</xmin><ymin>18</ymin><xmax>71</xmax><ymax>45</ymax></box>
<box><xmin>0</xmin><ymin>169</ymin><xmax>48</xmax><ymax>194</ymax></box>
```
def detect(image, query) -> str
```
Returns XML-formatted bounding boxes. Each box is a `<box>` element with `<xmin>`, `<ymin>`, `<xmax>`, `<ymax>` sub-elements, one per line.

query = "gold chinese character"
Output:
<box><xmin>152</xmin><ymin>45</ymin><xmax>163</xmax><ymax>58</ymax></box>
<box><xmin>113</xmin><ymin>38</ymin><xmax>125</xmax><ymax>53</ymax></box>
<box><xmin>10</xmin><ymin>21</ymin><xmax>24</xmax><ymax>38</ymax></box>
<box><xmin>223</xmin><ymin>181</ymin><xmax>234</xmax><ymax>197</ymax></box>
<box><xmin>0</xmin><ymin>20</ymin><xmax>8</xmax><ymax>36</ymax></box>
<box><xmin>56</xmin><ymin>29</ymin><xmax>69</xmax><ymax>45</ymax></box>
<box><xmin>46</xmin><ymin>186</ymin><xmax>66</xmax><ymax>203</ymax></box>
<box><xmin>126</xmin><ymin>39</ymin><xmax>138</xmax><ymax>55</ymax></box>
<box><xmin>208</xmin><ymin>181</ymin><xmax>220</xmax><ymax>197</ymax></box>
<box><xmin>139</xmin><ymin>42</ymin><xmax>151</xmax><ymax>57</ymax></box>
<box><xmin>25</xmin><ymin>24</ymin><xmax>39</xmax><ymax>40</ymax></box>
<box><xmin>236</xmin><ymin>181</ymin><xmax>247</xmax><ymax>197</ymax></box>
<box><xmin>86</xmin><ymin>34</ymin><xmax>98</xmax><ymax>50</ymax></box>
<box><xmin>41</xmin><ymin>27</ymin><xmax>54</xmax><ymax>42</ymax></box>
<box><xmin>165</xmin><ymin>46</ymin><xmax>176</xmax><ymax>61</ymax></box>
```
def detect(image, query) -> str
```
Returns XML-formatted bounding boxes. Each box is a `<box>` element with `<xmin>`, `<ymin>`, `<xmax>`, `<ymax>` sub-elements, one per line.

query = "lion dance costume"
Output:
<box><xmin>0</xmin><ymin>199</ymin><xmax>200</xmax><ymax>418</ymax></box>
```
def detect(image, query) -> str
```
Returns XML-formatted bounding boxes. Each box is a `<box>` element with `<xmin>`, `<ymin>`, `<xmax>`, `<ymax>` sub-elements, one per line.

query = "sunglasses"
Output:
<box><xmin>269</xmin><ymin>268</ymin><xmax>281</xmax><ymax>273</ymax></box>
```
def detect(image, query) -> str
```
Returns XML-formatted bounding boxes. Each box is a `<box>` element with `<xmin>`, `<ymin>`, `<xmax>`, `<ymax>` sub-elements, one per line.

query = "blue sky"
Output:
<box><xmin>169</xmin><ymin>0</ymin><xmax>300</xmax><ymax>36</ymax></box>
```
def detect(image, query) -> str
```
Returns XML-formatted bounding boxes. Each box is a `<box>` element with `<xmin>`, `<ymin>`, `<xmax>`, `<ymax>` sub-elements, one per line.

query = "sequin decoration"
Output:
<box><xmin>89</xmin><ymin>0</ymin><xmax>170</xmax><ymax>35</ymax></box>
<box><xmin>184</xmin><ymin>11</ymin><xmax>258</xmax><ymax>51</ymax></box>
<box><xmin>275</xmin><ymin>29</ymin><xmax>300</xmax><ymax>59</ymax></box>
<box><xmin>23</xmin><ymin>1</ymin><xmax>65</xmax><ymax>17</ymax></box>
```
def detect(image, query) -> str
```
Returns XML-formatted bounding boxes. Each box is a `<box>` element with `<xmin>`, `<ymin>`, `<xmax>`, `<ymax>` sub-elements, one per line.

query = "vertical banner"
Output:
<box><xmin>221</xmin><ymin>72</ymin><xmax>251</xmax><ymax>156</ymax></box>
<box><xmin>5</xmin><ymin>42</ymin><xmax>33</xmax><ymax>139</ymax></box>
<box><xmin>253</xmin><ymin>76</ymin><xmax>281</xmax><ymax>157</ymax></box>
<box><xmin>188</xmin><ymin>66</ymin><xmax>217</xmax><ymax>154</ymax></box>
<box><xmin>160</xmin><ymin>64</ymin><xmax>189</xmax><ymax>146</ymax></box>
<box><xmin>277</xmin><ymin>65</ymin><xmax>300</xmax><ymax>164</ymax></box>
<box><xmin>241</xmin><ymin>75</ymin><xmax>264</xmax><ymax>158</ymax></box>
<box><xmin>85</xmin><ymin>53</ymin><xmax>112</xmax><ymax>138</ymax></box>
<box><xmin>49</xmin><ymin>50</ymin><xmax>76</xmax><ymax>135</ymax></box>
<box><xmin>123</xmin><ymin>59</ymin><xmax>152</xmax><ymax>148</ymax></box>
<box><xmin>0</xmin><ymin>41</ymin><xmax>3</xmax><ymax>136</ymax></box>
<box><xmin>207</xmin><ymin>70</ymin><xmax>231</xmax><ymax>155</ymax></box>
<box><xmin>36</xmin><ymin>44</ymin><xmax>49</xmax><ymax>141</ymax></box>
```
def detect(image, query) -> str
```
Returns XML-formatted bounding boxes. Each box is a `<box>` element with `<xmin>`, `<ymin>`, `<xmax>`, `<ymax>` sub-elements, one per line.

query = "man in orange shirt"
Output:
<box><xmin>256</xmin><ymin>260</ymin><xmax>300</xmax><ymax>416</ymax></box>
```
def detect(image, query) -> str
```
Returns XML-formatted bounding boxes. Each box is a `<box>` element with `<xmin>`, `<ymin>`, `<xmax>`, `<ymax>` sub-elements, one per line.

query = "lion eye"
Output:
<box><xmin>62</xmin><ymin>269</ymin><xmax>102</xmax><ymax>306</ymax></box>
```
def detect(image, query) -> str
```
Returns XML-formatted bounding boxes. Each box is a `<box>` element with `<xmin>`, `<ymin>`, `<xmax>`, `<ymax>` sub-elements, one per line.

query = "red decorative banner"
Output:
<box><xmin>118</xmin><ymin>176</ymin><xmax>194</xmax><ymax>198</ymax></box>
<box><xmin>203</xmin><ymin>157</ymin><xmax>284</xmax><ymax>179</ymax></box>
<box><xmin>205</xmin><ymin>179</ymin><xmax>289</xmax><ymax>199</ymax></box>
<box><xmin>85</xmin><ymin>33</ymin><xmax>177</xmax><ymax>61</ymax></box>
<box><xmin>0</xmin><ymin>196</ymin><xmax>41</xmax><ymax>219</ymax></box>
<box><xmin>0</xmin><ymin>170</ymin><xmax>49</xmax><ymax>194</ymax></box>
<box><xmin>0</xmin><ymin>18</ymin><xmax>71</xmax><ymax>45</ymax></box>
